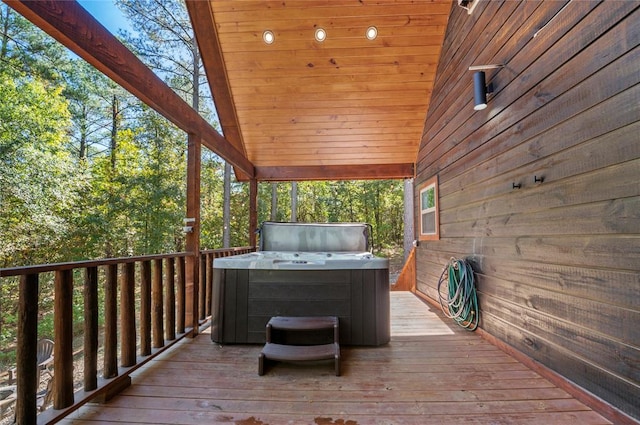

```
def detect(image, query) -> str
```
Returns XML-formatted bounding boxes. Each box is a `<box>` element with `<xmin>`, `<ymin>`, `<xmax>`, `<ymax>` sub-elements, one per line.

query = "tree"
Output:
<box><xmin>270</xmin><ymin>183</ymin><xmax>278</xmax><ymax>221</ymax></box>
<box><xmin>0</xmin><ymin>4</ymin><xmax>70</xmax><ymax>82</ymax></box>
<box><xmin>62</xmin><ymin>60</ymin><xmax>124</xmax><ymax>160</ymax></box>
<box><xmin>291</xmin><ymin>182</ymin><xmax>298</xmax><ymax>222</ymax></box>
<box><xmin>200</xmin><ymin>151</ymin><xmax>225</xmax><ymax>249</ymax></box>
<box><xmin>0</xmin><ymin>67</ymin><xmax>82</xmax><ymax>267</ymax></box>
<box><xmin>116</xmin><ymin>0</ymin><xmax>233</xmax><ymax>249</ymax></box>
<box><xmin>0</xmin><ymin>64</ymin><xmax>85</xmax><ymax>344</ymax></box>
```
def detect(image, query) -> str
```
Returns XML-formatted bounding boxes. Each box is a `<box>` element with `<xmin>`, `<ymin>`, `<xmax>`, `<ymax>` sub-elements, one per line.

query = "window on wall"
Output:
<box><xmin>419</xmin><ymin>175</ymin><xmax>439</xmax><ymax>240</ymax></box>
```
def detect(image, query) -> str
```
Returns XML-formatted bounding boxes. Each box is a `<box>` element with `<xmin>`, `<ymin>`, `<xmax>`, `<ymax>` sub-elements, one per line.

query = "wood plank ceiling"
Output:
<box><xmin>187</xmin><ymin>1</ymin><xmax>451</xmax><ymax>181</ymax></box>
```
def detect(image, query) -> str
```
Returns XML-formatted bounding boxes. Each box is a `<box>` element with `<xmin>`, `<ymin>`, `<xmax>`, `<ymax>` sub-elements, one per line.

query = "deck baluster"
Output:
<box><xmin>84</xmin><ymin>266</ymin><xmax>99</xmax><ymax>391</ymax></box>
<box><xmin>176</xmin><ymin>256</ymin><xmax>186</xmax><ymax>334</ymax></box>
<box><xmin>15</xmin><ymin>273</ymin><xmax>39</xmax><ymax>424</ymax></box>
<box><xmin>54</xmin><ymin>269</ymin><xmax>75</xmax><ymax>409</ymax></box>
<box><xmin>198</xmin><ymin>254</ymin><xmax>206</xmax><ymax>321</ymax></box>
<box><xmin>104</xmin><ymin>264</ymin><xmax>118</xmax><ymax>379</ymax></box>
<box><xmin>205</xmin><ymin>252</ymin><xmax>213</xmax><ymax>317</ymax></box>
<box><xmin>165</xmin><ymin>257</ymin><xmax>176</xmax><ymax>341</ymax></box>
<box><xmin>152</xmin><ymin>259</ymin><xmax>164</xmax><ymax>348</ymax></box>
<box><xmin>120</xmin><ymin>262</ymin><xmax>136</xmax><ymax>367</ymax></box>
<box><xmin>140</xmin><ymin>260</ymin><xmax>152</xmax><ymax>356</ymax></box>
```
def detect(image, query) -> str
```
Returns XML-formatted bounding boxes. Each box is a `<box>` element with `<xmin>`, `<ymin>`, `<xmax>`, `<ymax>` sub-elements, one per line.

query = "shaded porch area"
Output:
<box><xmin>58</xmin><ymin>293</ymin><xmax>610</xmax><ymax>425</ymax></box>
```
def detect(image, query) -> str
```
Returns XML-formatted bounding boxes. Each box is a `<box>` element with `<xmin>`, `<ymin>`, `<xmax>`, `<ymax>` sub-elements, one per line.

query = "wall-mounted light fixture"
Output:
<box><xmin>473</xmin><ymin>71</ymin><xmax>491</xmax><ymax>110</ymax></box>
<box><xmin>469</xmin><ymin>64</ymin><xmax>503</xmax><ymax>111</ymax></box>
<box><xmin>458</xmin><ymin>0</ymin><xmax>480</xmax><ymax>15</ymax></box>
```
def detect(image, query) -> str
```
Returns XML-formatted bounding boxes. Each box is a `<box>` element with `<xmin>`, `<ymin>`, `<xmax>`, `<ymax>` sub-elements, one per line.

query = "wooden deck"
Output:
<box><xmin>59</xmin><ymin>292</ymin><xmax>611</xmax><ymax>425</ymax></box>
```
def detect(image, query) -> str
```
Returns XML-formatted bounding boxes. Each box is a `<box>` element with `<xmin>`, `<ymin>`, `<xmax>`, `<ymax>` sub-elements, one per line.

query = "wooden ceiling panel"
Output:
<box><xmin>190</xmin><ymin>0</ymin><xmax>451</xmax><ymax>180</ymax></box>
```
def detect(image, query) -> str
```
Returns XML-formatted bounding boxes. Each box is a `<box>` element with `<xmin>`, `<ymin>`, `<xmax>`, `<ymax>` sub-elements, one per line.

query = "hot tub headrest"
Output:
<box><xmin>259</xmin><ymin>222</ymin><xmax>370</xmax><ymax>252</ymax></box>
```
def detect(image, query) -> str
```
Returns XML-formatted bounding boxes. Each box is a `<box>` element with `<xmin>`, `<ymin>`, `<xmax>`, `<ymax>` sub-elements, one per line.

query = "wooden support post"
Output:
<box><xmin>84</xmin><ymin>266</ymin><xmax>99</xmax><ymax>391</ymax></box>
<box><xmin>54</xmin><ymin>269</ymin><xmax>75</xmax><ymax>409</ymax></box>
<box><xmin>185</xmin><ymin>133</ymin><xmax>201</xmax><ymax>333</ymax></box>
<box><xmin>249</xmin><ymin>178</ymin><xmax>258</xmax><ymax>247</ymax></box>
<box><xmin>15</xmin><ymin>274</ymin><xmax>38</xmax><ymax>424</ymax></box>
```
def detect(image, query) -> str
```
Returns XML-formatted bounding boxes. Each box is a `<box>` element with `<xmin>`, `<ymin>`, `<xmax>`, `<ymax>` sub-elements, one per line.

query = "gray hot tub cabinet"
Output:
<box><xmin>211</xmin><ymin>222</ymin><xmax>390</xmax><ymax>346</ymax></box>
<box><xmin>211</xmin><ymin>267</ymin><xmax>390</xmax><ymax>346</ymax></box>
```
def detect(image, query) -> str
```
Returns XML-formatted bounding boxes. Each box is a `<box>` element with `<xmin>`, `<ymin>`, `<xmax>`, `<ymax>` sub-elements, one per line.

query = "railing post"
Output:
<box><xmin>205</xmin><ymin>252</ymin><xmax>213</xmax><ymax>317</ymax></box>
<box><xmin>199</xmin><ymin>253</ymin><xmax>206</xmax><ymax>321</ymax></box>
<box><xmin>120</xmin><ymin>262</ymin><xmax>136</xmax><ymax>367</ymax></box>
<box><xmin>176</xmin><ymin>256</ymin><xmax>186</xmax><ymax>334</ymax></box>
<box><xmin>164</xmin><ymin>257</ymin><xmax>176</xmax><ymax>341</ymax></box>
<box><xmin>15</xmin><ymin>273</ymin><xmax>39</xmax><ymax>424</ymax></box>
<box><xmin>140</xmin><ymin>260</ymin><xmax>152</xmax><ymax>356</ymax></box>
<box><xmin>84</xmin><ymin>266</ymin><xmax>99</xmax><ymax>390</ymax></box>
<box><xmin>104</xmin><ymin>264</ymin><xmax>118</xmax><ymax>379</ymax></box>
<box><xmin>152</xmin><ymin>259</ymin><xmax>164</xmax><ymax>348</ymax></box>
<box><xmin>54</xmin><ymin>269</ymin><xmax>75</xmax><ymax>409</ymax></box>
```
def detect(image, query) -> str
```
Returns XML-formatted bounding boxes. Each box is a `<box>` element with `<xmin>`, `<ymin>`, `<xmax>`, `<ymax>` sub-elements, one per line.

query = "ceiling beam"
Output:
<box><xmin>254</xmin><ymin>163</ymin><xmax>415</xmax><ymax>182</ymax></box>
<box><xmin>185</xmin><ymin>0</ymin><xmax>246</xmax><ymax>157</ymax></box>
<box><xmin>185</xmin><ymin>0</ymin><xmax>247</xmax><ymax>181</ymax></box>
<box><xmin>4</xmin><ymin>0</ymin><xmax>255</xmax><ymax>178</ymax></box>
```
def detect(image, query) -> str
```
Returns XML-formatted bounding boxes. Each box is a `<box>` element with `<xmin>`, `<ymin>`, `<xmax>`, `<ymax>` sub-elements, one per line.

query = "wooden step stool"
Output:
<box><xmin>259</xmin><ymin>316</ymin><xmax>340</xmax><ymax>376</ymax></box>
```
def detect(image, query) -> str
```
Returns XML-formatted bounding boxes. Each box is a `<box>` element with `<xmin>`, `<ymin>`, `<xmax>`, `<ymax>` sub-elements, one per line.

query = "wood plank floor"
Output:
<box><xmin>59</xmin><ymin>292</ymin><xmax>611</xmax><ymax>425</ymax></box>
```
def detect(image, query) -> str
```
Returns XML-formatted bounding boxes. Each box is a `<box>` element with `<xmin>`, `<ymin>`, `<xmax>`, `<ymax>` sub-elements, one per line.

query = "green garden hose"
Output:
<box><xmin>437</xmin><ymin>257</ymin><xmax>479</xmax><ymax>331</ymax></box>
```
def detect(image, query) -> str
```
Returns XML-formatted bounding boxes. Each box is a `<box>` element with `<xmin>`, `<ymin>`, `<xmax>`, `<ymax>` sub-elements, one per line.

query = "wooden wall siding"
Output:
<box><xmin>414</xmin><ymin>0</ymin><xmax>640</xmax><ymax>422</ymax></box>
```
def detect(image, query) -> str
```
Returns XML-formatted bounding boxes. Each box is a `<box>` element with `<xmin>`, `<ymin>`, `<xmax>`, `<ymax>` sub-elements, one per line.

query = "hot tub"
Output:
<box><xmin>213</xmin><ymin>250</ymin><xmax>386</xmax><ymax>270</ymax></box>
<box><xmin>211</xmin><ymin>223</ymin><xmax>390</xmax><ymax>346</ymax></box>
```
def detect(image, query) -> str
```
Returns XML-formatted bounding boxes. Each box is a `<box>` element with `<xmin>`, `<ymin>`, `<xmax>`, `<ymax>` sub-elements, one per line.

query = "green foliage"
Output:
<box><xmin>0</xmin><ymin>67</ymin><xmax>86</xmax><ymax>267</ymax></box>
<box><xmin>257</xmin><ymin>180</ymin><xmax>404</xmax><ymax>252</ymax></box>
<box><xmin>200</xmin><ymin>151</ymin><xmax>225</xmax><ymax>249</ymax></box>
<box><xmin>0</xmin><ymin>4</ymin><xmax>70</xmax><ymax>82</ymax></box>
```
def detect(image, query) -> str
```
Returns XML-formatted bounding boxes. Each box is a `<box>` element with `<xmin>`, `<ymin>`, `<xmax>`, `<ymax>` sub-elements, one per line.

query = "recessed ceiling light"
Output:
<box><xmin>366</xmin><ymin>26</ymin><xmax>378</xmax><ymax>40</ymax></box>
<box><xmin>263</xmin><ymin>30</ymin><xmax>274</xmax><ymax>44</ymax></box>
<box><xmin>315</xmin><ymin>28</ymin><xmax>327</xmax><ymax>42</ymax></box>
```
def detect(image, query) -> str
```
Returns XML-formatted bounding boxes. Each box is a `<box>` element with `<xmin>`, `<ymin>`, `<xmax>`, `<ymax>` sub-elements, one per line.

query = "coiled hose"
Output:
<box><xmin>437</xmin><ymin>257</ymin><xmax>479</xmax><ymax>331</ymax></box>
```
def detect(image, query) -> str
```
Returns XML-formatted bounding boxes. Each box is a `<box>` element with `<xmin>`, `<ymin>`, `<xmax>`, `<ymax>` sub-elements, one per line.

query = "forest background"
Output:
<box><xmin>0</xmin><ymin>1</ymin><xmax>405</xmax><ymax>364</ymax></box>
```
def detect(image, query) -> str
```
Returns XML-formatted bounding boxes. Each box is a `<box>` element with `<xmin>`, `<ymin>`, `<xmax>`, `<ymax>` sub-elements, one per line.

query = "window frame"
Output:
<box><xmin>418</xmin><ymin>175</ymin><xmax>440</xmax><ymax>241</ymax></box>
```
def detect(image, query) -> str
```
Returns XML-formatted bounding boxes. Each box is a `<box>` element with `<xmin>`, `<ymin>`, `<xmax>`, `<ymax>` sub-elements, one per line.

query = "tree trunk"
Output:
<box><xmin>79</xmin><ymin>105</ymin><xmax>87</xmax><ymax>159</ymax></box>
<box><xmin>290</xmin><ymin>181</ymin><xmax>297</xmax><ymax>222</ymax></box>
<box><xmin>191</xmin><ymin>36</ymin><xmax>200</xmax><ymax>112</ymax></box>
<box><xmin>403</xmin><ymin>178</ymin><xmax>414</xmax><ymax>261</ymax></box>
<box><xmin>110</xmin><ymin>94</ymin><xmax>119</xmax><ymax>170</ymax></box>
<box><xmin>270</xmin><ymin>183</ymin><xmax>278</xmax><ymax>221</ymax></box>
<box><xmin>1</xmin><ymin>6</ymin><xmax>10</xmax><ymax>59</ymax></box>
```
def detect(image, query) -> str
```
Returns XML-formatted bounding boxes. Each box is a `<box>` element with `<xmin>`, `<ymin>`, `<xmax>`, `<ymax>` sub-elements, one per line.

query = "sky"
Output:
<box><xmin>76</xmin><ymin>0</ymin><xmax>133</xmax><ymax>34</ymax></box>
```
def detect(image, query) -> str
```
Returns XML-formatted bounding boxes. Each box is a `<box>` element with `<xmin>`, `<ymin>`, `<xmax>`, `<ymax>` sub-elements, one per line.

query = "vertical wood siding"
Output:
<box><xmin>415</xmin><ymin>0</ymin><xmax>639</xmax><ymax>420</ymax></box>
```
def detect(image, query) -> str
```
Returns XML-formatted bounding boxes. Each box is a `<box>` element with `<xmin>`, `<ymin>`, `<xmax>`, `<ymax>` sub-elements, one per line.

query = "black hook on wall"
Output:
<box><xmin>512</xmin><ymin>182</ymin><xmax>522</xmax><ymax>189</ymax></box>
<box><xmin>534</xmin><ymin>176</ymin><xmax>544</xmax><ymax>183</ymax></box>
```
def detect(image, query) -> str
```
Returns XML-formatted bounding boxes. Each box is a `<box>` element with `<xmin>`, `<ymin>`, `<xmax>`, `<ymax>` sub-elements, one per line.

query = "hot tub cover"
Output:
<box><xmin>259</xmin><ymin>222</ymin><xmax>371</xmax><ymax>252</ymax></box>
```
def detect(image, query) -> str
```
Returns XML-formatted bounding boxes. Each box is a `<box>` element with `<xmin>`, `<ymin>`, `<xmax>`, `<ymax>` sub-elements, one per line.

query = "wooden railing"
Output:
<box><xmin>0</xmin><ymin>246</ymin><xmax>254</xmax><ymax>424</ymax></box>
<box><xmin>391</xmin><ymin>247</ymin><xmax>416</xmax><ymax>292</ymax></box>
